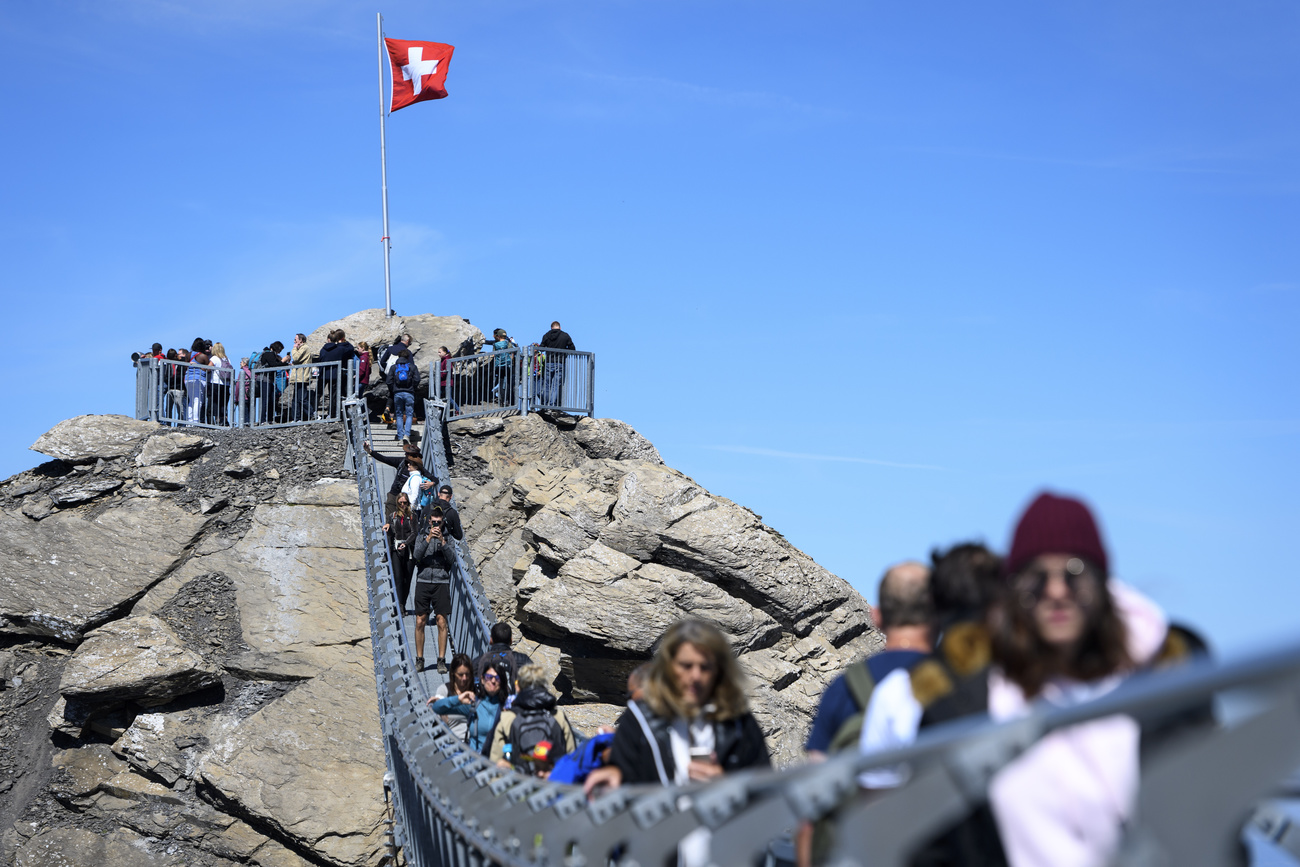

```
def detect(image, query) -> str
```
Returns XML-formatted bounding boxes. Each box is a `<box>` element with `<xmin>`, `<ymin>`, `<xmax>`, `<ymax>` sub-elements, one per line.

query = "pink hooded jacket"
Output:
<box><xmin>986</xmin><ymin>581</ymin><xmax>1168</xmax><ymax>867</ymax></box>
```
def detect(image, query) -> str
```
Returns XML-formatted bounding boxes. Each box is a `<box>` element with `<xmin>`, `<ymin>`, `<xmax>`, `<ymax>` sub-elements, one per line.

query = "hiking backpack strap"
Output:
<box><xmin>826</xmin><ymin>662</ymin><xmax>876</xmax><ymax>753</ymax></box>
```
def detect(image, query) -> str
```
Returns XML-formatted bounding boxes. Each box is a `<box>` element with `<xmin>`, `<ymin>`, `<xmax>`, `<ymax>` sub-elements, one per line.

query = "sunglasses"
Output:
<box><xmin>1014</xmin><ymin>558</ymin><xmax>1099</xmax><ymax>606</ymax></box>
<box><xmin>482</xmin><ymin>673</ymin><xmax>500</xmax><ymax>682</ymax></box>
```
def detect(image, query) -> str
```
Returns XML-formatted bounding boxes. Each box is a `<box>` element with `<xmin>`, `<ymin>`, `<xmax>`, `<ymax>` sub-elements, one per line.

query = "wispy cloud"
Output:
<box><xmin>702</xmin><ymin>445</ymin><xmax>945</xmax><ymax>471</ymax></box>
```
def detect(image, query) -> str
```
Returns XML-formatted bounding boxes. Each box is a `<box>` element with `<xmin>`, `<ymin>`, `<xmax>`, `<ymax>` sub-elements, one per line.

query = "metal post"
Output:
<box><xmin>377</xmin><ymin>13</ymin><xmax>394</xmax><ymax>318</ymax></box>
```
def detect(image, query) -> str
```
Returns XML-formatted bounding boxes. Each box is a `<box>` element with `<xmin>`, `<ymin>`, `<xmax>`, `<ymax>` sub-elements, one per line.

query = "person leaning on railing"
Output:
<box><xmin>361</xmin><ymin>439</ymin><xmax>423</xmax><ymax>518</ymax></box>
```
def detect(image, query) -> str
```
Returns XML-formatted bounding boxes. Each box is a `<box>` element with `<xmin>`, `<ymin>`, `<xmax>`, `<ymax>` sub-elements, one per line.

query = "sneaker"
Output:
<box><xmin>437</xmin><ymin>659</ymin><xmax>447</xmax><ymax>675</ymax></box>
<box><xmin>415</xmin><ymin>656</ymin><xmax>424</xmax><ymax>671</ymax></box>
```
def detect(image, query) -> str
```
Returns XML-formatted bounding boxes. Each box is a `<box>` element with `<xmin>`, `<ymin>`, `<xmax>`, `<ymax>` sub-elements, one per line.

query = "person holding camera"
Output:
<box><xmin>412</xmin><ymin>504</ymin><xmax>455</xmax><ymax>674</ymax></box>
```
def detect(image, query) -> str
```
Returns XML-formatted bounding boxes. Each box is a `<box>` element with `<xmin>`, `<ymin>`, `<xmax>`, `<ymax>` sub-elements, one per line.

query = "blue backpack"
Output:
<box><xmin>395</xmin><ymin>361</ymin><xmax>413</xmax><ymax>385</ymax></box>
<box><xmin>548</xmin><ymin>732</ymin><xmax>615</xmax><ymax>784</ymax></box>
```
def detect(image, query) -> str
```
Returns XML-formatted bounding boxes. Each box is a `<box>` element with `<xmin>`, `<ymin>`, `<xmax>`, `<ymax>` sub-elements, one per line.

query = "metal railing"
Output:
<box><xmin>134</xmin><ymin>356</ymin><xmax>359</xmax><ymax>429</ymax></box>
<box><xmin>433</xmin><ymin>346</ymin><xmax>595</xmax><ymax>423</ymax></box>
<box><xmin>346</xmin><ymin>401</ymin><xmax>1300</xmax><ymax>867</ymax></box>
<box><xmin>521</xmin><ymin>345</ymin><xmax>595</xmax><ymax>417</ymax></box>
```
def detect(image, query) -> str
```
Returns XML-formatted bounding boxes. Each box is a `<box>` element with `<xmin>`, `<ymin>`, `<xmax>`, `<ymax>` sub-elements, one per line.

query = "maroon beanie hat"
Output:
<box><xmin>1005</xmin><ymin>492</ymin><xmax>1109</xmax><ymax>576</ymax></box>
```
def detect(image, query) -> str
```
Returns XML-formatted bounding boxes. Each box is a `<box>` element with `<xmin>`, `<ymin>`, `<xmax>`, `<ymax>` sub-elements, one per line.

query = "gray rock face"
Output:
<box><xmin>0</xmin><ymin>498</ymin><xmax>208</xmax><ymax>641</ymax></box>
<box><xmin>30</xmin><ymin>415</ymin><xmax>158</xmax><ymax>464</ymax></box>
<box><xmin>574</xmin><ymin>417</ymin><xmax>664</xmax><ymax>464</ymax></box>
<box><xmin>138</xmin><ymin>464</ymin><xmax>191</xmax><ymax>490</ymax></box>
<box><xmin>135</xmin><ymin>432</ymin><xmax>215</xmax><ymax>466</ymax></box>
<box><xmin>15</xmin><ymin>828</ymin><xmax>177</xmax><ymax>867</ymax></box>
<box><xmin>447</xmin><ymin>413</ymin><xmax>880</xmax><ymax>763</ymax></box>
<box><xmin>306</xmin><ymin>309</ymin><xmax>485</xmax><ymax>369</ymax></box>
<box><xmin>48</xmin><ymin>476</ymin><xmax>124</xmax><ymax>506</ymax></box>
<box><xmin>59</xmin><ymin>615</ymin><xmax>220</xmax><ymax>706</ymax></box>
<box><xmin>198</xmin><ymin>658</ymin><xmax>387</xmax><ymax>867</ymax></box>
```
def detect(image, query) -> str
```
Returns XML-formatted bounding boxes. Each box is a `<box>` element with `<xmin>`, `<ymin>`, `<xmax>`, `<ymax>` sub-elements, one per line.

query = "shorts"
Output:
<box><xmin>414</xmin><ymin>581</ymin><xmax>451</xmax><ymax>618</ymax></box>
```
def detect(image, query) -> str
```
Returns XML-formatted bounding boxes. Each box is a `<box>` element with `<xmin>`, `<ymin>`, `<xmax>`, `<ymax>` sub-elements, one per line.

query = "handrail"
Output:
<box><xmin>345</xmin><ymin>400</ymin><xmax>1300</xmax><ymax>867</ymax></box>
<box><xmin>134</xmin><ymin>356</ymin><xmax>360</xmax><ymax>429</ymax></box>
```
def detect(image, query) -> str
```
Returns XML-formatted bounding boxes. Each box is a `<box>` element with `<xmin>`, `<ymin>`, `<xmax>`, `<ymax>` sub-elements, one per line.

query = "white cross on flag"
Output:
<box><xmin>384</xmin><ymin>38</ymin><xmax>455</xmax><ymax>111</ymax></box>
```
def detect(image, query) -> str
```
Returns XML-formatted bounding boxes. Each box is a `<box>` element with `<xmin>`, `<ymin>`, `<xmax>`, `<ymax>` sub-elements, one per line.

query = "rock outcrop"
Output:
<box><xmin>306</xmin><ymin>309</ymin><xmax>484</xmax><ymax>363</ymax></box>
<box><xmin>1</xmin><ymin>418</ymin><xmax>378</xmax><ymax>867</ymax></box>
<box><xmin>446</xmin><ymin>413</ymin><xmax>879</xmax><ymax>764</ymax></box>
<box><xmin>30</xmin><ymin>415</ymin><xmax>158</xmax><ymax>464</ymax></box>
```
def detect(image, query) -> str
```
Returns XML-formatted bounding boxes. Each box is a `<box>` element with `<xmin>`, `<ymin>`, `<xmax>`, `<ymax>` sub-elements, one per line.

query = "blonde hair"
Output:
<box><xmin>643</xmin><ymin>620</ymin><xmax>749</xmax><ymax>722</ymax></box>
<box><xmin>211</xmin><ymin>342</ymin><xmax>228</xmax><ymax>361</ymax></box>
<box><xmin>516</xmin><ymin>663</ymin><xmax>549</xmax><ymax>691</ymax></box>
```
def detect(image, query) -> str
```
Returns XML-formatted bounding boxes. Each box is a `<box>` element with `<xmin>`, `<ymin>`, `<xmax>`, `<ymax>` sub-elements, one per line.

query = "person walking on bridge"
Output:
<box><xmin>412</xmin><ymin>507</ymin><xmax>455</xmax><ymax>674</ymax></box>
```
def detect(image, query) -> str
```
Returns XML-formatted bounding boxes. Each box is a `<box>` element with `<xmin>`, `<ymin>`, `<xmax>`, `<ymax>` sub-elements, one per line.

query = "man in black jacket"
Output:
<box><xmin>317</xmin><ymin>329</ymin><xmax>356</xmax><ymax>418</ymax></box>
<box><xmin>436</xmin><ymin>485</ymin><xmax>464</xmax><ymax>541</ymax></box>
<box><xmin>539</xmin><ymin>321</ymin><xmax>575</xmax><ymax>407</ymax></box>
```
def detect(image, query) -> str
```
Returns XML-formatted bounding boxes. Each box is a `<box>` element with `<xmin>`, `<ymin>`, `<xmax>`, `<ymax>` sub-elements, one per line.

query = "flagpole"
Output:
<box><xmin>376</xmin><ymin>12</ymin><xmax>394</xmax><ymax>318</ymax></box>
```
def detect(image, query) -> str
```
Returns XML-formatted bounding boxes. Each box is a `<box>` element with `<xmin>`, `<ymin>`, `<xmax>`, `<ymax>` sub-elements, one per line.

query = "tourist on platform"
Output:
<box><xmin>491</xmin><ymin>328</ymin><xmax>517</xmax><ymax>406</ymax></box>
<box><xmin>539</xmin><ymin>321</ymin><xmax>575</xmax><ymax>407</ymax></box>
<box><xmin>255</xmin><ymin>344</ymin><xmax>285</xmax><ymax>424</ymax></box>
<box><xmin>356</xmin><ymin>341</ymin><xmax>373</xmax><ymax>397</ymax></box>
<box><xmin>317</xmin><ymin>329</ymin><xmax>356</xmax><ymax>418</ymax></box>
<box><xmin>288</xmin><ymin>333</ymin><xmax>314</xmax><ymax>421</ymax></box>
<box><xmin>184</xmin><ymin>339</ymin><xmax>211</xmax><ymax>423</ymax></box>
<box><xmin>437</xmin><ymin>346</ymin><xmax>460</xmax><ymax>415</ymax></box>
<box><xmin>207</xmin><ymin>343</ymin><xmax>234</xmax><ymax>425</ymax></box>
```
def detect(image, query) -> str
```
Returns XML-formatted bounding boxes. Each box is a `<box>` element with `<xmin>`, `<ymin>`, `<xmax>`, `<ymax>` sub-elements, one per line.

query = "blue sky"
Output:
<box><xmin>1</xmin><ymin>1</ymin><xmax>1297</xmax><ymax>655</ymax></box>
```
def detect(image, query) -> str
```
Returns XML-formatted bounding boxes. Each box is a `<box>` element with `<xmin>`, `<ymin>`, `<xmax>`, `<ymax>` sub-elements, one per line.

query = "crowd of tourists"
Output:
<box><xmin>390</xmin><ymin>482</ymin><xmax>1204</xmax><ymax>867</ymax></box>
<box><xmin>134</xmin><ymin>331</ymin><xmax>368</xmax><ymax>425</ymax></box>
<box><xmin>133</xmin><ymin>320</ymin><xmax>579</xmax><ymax>430</ymax></box>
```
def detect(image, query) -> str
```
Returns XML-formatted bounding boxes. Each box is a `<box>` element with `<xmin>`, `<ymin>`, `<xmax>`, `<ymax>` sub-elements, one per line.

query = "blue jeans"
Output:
<box><xmin>185</xmin><ymin>380</ymin><xmax>206</xmax><ymax>423</ymax></box>
<box><xmin>544</xmin><ymin>362</ymin><xmax>564</xmax><ymax>407</ymax></box>
<box><xmin>394</xmin><ymin>391</ymin><xmax>415</xmax><ymax>440</ymax></box>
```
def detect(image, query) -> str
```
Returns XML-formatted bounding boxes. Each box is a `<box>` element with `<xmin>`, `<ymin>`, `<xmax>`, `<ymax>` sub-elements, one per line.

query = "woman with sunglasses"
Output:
<box><xmin>907</xmin><ymin>492</ymin><xmax>1168</xmax><ymax>867</ymax></box>
<box><xmin>426</xmin><ymin>661</ymin><xmax>506</xmax><ymax>752</ymax></box>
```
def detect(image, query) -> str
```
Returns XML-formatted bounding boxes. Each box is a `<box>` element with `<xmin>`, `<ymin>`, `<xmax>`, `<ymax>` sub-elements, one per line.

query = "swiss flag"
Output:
<box><xmin>385</xmin><ymin>38</ymin><xmax>455</xmax><ymax>111</ymax></box>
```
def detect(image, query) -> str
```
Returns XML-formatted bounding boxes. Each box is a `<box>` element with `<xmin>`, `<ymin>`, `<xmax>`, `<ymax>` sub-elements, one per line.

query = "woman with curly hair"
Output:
<box><xmin>586</xmin><ymin>619</ymin><xmax>770</xmax><ymax>790</ymax></box>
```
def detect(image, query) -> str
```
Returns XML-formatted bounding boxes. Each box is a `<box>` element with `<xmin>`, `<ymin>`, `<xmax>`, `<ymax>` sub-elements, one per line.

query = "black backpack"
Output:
<box><xmin>395</xmin><ymin>361</ymin><xmax>413</xmax><ymax>385</ymax></box>
<box><xmin>508</xmin><ymin>707</ymin><xmax>566</xmax><ymax>769</ymax></box>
